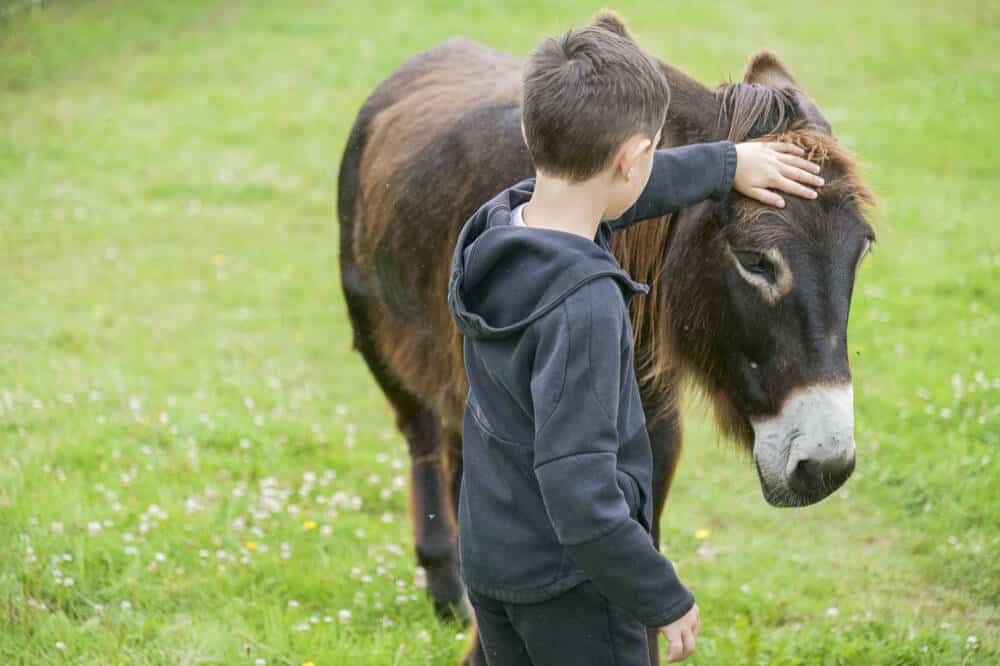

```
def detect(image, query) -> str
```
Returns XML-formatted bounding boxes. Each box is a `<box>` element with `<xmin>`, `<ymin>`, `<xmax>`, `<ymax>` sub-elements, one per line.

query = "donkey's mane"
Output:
<box><xmin>718</xmin><ymin>82</ymin><xmax>799</xmax><ymax>142</ymax></box>
<box><xmin>610</xmin><ymin>81</ymin><xmax>875</xmax><ymax>420</ymax></box>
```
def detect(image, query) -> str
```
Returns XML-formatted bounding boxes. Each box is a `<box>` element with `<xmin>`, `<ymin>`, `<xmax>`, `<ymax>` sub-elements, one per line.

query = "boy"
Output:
<box><xmin>446</xmin><ymin>12</ymin><xmax>823</xmax><ymax>665</ymax></box>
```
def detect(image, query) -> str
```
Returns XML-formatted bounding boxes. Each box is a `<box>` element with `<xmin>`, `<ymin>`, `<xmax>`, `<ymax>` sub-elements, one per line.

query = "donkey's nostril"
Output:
<box><xmin>788</xmin><ymin>458</ymin><xmax>821</xmax><ymax>495</ymax></box>
<box><xmin>787</xmin><ymin>452</ymin><xmax>856</xmax><ymax>496</ymax></box>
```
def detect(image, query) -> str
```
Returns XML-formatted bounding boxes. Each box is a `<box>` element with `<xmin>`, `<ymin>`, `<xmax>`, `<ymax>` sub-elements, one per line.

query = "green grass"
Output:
<box><xmin>1</xmin><ymin>0</ymin><xmax>998</xmax><ymax>663</ymax></box>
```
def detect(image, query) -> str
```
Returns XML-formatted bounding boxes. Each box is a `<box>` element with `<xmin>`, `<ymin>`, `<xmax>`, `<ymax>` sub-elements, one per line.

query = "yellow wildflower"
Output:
<box><xmin>695</xmin><ymin>528</ymin><xmax>711</xmax><ymax>540</ymax></box>
<box><xmin>303</xmin><ymin>520</ymin><xmax>317</xmax><ymax>531</ymax></box>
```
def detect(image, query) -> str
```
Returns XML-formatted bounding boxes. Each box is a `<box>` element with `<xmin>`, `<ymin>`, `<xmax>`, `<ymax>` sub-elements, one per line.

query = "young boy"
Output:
<box><xmin>446</xmin><ymin>12</ymin><xmax>823</xmax><ymax>665</ymax></box>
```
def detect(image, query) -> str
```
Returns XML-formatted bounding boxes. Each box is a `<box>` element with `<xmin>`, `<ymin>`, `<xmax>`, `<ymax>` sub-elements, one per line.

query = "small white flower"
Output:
<box><xmin>55</xmin><ymin>641</ymin><xmax>66</xmax><ymax>651</ymax></box>
<box><xmin>826</xmin><ymin>607</ymin><xmax>839</xmax><ymax>617</ymax></box>
<box><xmin>338</xmin><ymin>609</ymin><xmax>351</xmax><ymax>624</ymax></box>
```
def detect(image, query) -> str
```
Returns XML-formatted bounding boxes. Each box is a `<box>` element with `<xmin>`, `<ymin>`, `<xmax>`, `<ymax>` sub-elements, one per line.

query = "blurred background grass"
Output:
<box><xmin>1</xmin><ymin>1</ymin><xmax>998</xmax><ymax>664</ymax></box>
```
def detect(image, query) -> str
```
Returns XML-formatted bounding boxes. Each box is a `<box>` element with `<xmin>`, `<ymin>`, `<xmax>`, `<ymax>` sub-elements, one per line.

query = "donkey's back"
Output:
<box><xmin>338</xmin><ymin>38</ymin><xmax>534</xmax><ymax>426</ymax></box>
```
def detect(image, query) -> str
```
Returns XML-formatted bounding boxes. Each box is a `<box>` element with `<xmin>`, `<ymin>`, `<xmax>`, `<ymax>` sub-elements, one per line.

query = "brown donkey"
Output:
<box><xmin>337</xmin><ymin>23</ymin><xmax>875</xmax><ymax>666</ymax></box>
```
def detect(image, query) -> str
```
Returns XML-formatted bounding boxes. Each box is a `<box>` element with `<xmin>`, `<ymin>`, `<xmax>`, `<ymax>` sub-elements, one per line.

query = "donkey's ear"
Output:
<box><xmin>743</xmin><ymin>50</ymin><xmax>800</xmax><ymax>88</ymax></box>
<box><xmin>590</xmin><ymin>9</ymin><xmax>633</xmax><ymax>39</ymax></box>
<box><xmin>743</xmin><ymin>50</ymin><xmax>832</xmax><ymax>135</ymax></box>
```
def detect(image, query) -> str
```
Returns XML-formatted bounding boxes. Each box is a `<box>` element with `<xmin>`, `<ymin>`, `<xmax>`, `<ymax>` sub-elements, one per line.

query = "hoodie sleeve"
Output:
<box><xmin>529</xmin><ymin>279</ymin><xmax>695</xmax><ymax>627</ymax></box>
<box><xmin>607</xmin><ymin>140</ymin><xmax>737</xmax><ymax>233</ymax></box>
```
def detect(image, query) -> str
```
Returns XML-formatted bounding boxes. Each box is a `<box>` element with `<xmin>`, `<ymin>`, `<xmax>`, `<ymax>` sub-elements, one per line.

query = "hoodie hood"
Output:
<box><xmin>448</xmin><ymin>179</ymin><xmax>650</xmax><ymax>340</ymax></box>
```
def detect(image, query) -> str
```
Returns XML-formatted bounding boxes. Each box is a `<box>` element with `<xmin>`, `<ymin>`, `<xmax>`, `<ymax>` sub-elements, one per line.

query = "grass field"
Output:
<box><xmin>1</xmin><ymin>1</ymin><xmax>998</xmax><ymax>664</ymax></box>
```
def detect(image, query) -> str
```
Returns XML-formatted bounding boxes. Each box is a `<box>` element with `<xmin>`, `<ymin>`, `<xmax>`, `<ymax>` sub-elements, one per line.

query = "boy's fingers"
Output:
<box><xmin>778</xmin><ymin>163</ymin><xmax>825</xmax><ymax>187</ymax></box>
<box><xmin>768</xmin><ymin>141</ymin><xmax>805</xmax><ymax>156</ymax></box>
<box><xmin>665</xmin><ymin>628</ymin><xmax>684</xmax><ymax>662</ymax></box>
<box><xmin>777</xmin><ymin>152</ymin><xmax>822</xmax><ymax>174</ymax></box>
<box><xmin>774</xmin><ymin>176</ymin><xmax>818</xmax><ymax>199</ymax></box>
<box><xmin>748</xmin><ymin>187</ymin><xmax>785</xmax><ymax>208</ymax></box>
<box><xmin>683</xmin><ymin>627</ymin><xmax>697</xmax><ymax>658</ymax></box>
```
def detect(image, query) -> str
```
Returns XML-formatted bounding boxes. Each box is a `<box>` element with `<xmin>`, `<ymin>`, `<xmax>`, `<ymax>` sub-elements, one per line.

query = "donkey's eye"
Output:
<box><xmin>733</xmin><ymin>251</ymin><xmax>775</xmax><ymax>280</ymax></box>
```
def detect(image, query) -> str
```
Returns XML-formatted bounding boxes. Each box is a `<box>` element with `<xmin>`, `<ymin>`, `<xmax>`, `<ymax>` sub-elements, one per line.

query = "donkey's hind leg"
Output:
<box><xmin>398</xmin><ymin>405</ymin><xmax>467</xmax><ymax>621</ymax></box>
<box><xmin>339</xmin><ymin>265</ymin><xmax>466</xmax><ymax>620</ymax></box>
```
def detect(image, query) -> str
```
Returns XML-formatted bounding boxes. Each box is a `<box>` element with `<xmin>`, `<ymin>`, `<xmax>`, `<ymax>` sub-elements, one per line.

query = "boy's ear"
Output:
<box><xmin>614</xmin><ymin>134</ymin><xmax>651</xmax><ymax>182</ymax></box>
<box><xmin>520</xmin><ymin>120</ymin><xmax>528</xmax><ymax>146</ymax></box>
<box><xmin>590</xmin><ymin>9</ymin><xmax>633</xmax><ymax>40</ymax></box>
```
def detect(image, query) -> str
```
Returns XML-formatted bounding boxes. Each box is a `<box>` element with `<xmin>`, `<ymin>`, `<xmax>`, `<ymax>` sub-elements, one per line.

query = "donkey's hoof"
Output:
<box><xmin>434</xmin><ymin>589</ymin><xmax>472</xmax><ymax>624</ymax></box>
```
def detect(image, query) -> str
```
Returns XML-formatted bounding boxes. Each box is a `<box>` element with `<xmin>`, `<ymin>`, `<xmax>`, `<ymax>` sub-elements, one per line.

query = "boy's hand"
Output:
<box><xmin>659</xmin><ymin>602</ymin><xmax>700</xmax><ymax>662</ymax></box>
<box><xmin>733</xmin><ymin>141</ymin><xmax>824</xmax><ymax>208</ymax></box>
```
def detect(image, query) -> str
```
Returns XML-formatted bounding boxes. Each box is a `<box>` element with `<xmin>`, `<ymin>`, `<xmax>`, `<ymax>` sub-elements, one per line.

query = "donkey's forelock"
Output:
<box><xmin>716</xmin><ymin>82</ymin><xmax>800</xmax><ymax>143</ymax></box>
<box><xmin>715</xmin><ymin>80</ymin><xmax>876</xmax><ymax>217</ymax></box>
<box><xmin>731</xmin><ymin>128</ymin><xmax>878</xmax><ymax>232</ymax></box>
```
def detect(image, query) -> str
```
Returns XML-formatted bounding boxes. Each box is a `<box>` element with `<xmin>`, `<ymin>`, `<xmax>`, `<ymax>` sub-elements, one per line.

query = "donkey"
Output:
<box><xmin>337</xmin><ymin>22</ymin><xmax>875</xmax><ymax>666</ymax></box>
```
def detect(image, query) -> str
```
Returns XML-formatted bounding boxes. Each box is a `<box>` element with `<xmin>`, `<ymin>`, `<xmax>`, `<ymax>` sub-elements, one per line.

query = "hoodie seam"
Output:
<box><xmin>533</xmin><ymin>448</ymin><xmax>614</xmax><ymax>471</ymax></box>
<box><xmin>587</xmin><ymin>281</ymin><xmax>620</xmax><ymax>427</ymax></box>
<box><xmin>532</xmin><ymin>302</ymin><xmax>569</xmax><ymax>437</ymax></box>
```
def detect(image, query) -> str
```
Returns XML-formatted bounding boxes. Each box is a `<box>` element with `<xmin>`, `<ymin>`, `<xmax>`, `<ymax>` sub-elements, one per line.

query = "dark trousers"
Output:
<box><xmin>468</xmin><ymin>580</ymin><xmax>651</xmax><ymax>666</ymax></box>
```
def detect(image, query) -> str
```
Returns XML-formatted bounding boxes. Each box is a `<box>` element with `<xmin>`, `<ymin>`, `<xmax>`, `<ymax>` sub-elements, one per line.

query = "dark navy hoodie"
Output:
<box><xmin>447</xmin><ymin>141</ymin><xmax>737</xmax><ymax>627</ymax></box>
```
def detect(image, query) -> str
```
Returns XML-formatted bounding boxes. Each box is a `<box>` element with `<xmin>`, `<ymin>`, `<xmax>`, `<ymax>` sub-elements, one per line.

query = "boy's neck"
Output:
<box><xmin>522</xmin><ymin>171</ymin><xmax>609</xmax><ymax>239</ymax></box>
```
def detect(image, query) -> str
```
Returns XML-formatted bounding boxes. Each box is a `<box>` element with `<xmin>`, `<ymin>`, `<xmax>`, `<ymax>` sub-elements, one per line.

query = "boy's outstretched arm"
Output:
<box><xmin>529</xmin><ymin>278</ymin><xmax>694</xmax><ymax>629</ymax></box>
<box><xmin>608</xmin><ymin>140</ymin><xmax>824</xmax><ymax>232</ymax></box>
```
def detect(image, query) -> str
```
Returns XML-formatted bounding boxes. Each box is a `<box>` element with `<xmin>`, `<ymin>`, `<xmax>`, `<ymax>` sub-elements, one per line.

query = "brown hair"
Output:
<box><xmin>521</xmin><ymin>11</ymin><xmax>669</xmax><ymax>182</ymax></box>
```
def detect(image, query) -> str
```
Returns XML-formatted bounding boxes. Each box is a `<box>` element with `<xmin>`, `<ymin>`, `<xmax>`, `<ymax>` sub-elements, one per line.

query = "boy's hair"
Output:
<box><xmin>521</xmin><ymin>11</ymin><xmax>670</xmax><ymax>183</ymax></box>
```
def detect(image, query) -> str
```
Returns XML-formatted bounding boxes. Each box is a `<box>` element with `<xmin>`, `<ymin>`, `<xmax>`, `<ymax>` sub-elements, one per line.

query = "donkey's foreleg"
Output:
<box><xmin>401</xmin><ymin>408</ymin><xmax>467</xmax><ymax>621</ymax></box>
<box><xmin>643</xmin><ymin>406</ymin><xmax>684</xmax><ymax>666</ymax></box>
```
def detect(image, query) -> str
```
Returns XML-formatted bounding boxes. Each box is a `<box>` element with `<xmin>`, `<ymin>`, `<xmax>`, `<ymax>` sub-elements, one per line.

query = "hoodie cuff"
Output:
<box><xmin>640</xmin><ymin>585</ymin><xmax>696</xmax><ymax>628</ymax></box>
<box><xmin>710</xmin><ymin>140</ymin><xmax>738</xmax><ymax>201</ymax></box>
<box><xmin>563</xmin><ymin>515</ymin><xmax>697</xmax><ymax>629</ymax></box>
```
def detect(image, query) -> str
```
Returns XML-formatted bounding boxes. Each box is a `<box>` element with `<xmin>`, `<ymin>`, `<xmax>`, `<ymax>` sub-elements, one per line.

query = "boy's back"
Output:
<box><xmin>448</xmin><ymin>166</ymin><xmax>720</xmax><ymax>624</ymax></box>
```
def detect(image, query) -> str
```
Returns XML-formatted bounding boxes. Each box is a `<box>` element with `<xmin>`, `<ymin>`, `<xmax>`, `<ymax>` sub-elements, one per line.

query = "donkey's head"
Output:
<box><xmin>638</xmin><ymin>52</ymin><xmax>876</xmax><ymax>507</ymax></box>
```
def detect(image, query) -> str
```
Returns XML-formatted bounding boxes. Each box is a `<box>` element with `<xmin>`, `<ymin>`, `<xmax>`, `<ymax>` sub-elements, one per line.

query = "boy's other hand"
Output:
<box><xmin>659</xmin><ymin>602</ymin><xmax>700</xmax><ymax>662</ymax></box>
<box><xmin>733</xmin><ymin>141</ymin><xmax>824</xmax><ymax>208</ymax></box>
